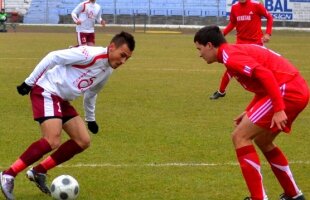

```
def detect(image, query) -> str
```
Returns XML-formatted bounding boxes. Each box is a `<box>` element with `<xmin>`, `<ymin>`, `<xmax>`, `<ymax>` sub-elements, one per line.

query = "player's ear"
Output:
<box><xmin>108</xmin><ymin>43</ymin><xmax>116</xmax><ymax>52</ymax></box>
<box><xmin>207</xmin><ymin>42</ymin><xmax>214</xmax><ymax>49</ymax></box>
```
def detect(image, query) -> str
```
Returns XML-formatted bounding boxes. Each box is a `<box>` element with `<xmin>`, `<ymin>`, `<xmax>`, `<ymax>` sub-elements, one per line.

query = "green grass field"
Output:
<box><xmin>0</xmin><ymin>26</ymin><xmax>309</xmax><ymax>200</ymax></box>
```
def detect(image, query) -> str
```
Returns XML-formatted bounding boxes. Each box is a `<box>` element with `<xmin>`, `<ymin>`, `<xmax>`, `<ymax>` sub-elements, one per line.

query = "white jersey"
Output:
<box><xmin>24</xmin><ymin>46</ymin><xmax>113</xmax><ymax>121</ymax></box>
<box><xmin>71</xmin><ymin>0</ymin><xmax>102</xmax><ymax>33</ymax></box>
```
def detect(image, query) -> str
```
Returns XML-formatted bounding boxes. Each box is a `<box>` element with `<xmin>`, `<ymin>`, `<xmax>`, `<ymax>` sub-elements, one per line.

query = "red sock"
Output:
<box><xmin>236</xmin><ymin>145</ymin><xmax>266</xmax><ymax>200</ymax></box>
<box><xmin>34</xmin><ymin>139</ymin><xmax>84</xmax><ymax>173</ymax></box>
<box><xmin>264</xmin><ymin>147</ymin><xmax>301</xmax><ymax>197</ymax></box>
<box><xmin>4</xmin><ymin>138</ymin><xmax>52</xmax><ymax>177</ymax></box>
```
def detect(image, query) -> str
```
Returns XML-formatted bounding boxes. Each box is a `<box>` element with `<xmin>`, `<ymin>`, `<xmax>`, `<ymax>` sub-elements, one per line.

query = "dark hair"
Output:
<box><xmin>194</xmin><ymin>25</ymin><xmax>226</xmax><ymax>47</ymax></box>
<box><xmin>110</xmin><ymin>31</ymin><xmax>135</xmax><ymax>51</ymax></box>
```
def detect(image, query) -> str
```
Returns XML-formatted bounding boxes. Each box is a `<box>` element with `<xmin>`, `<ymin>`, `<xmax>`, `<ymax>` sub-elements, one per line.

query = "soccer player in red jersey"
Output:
<box><xmin>194</xmin><ymin>26</ymin><xmax>308</xmax><ymax>200</ymax></box>
<box><xmin>210</xmin><ymin>0</ymin><xmax>273</xmax><ymax>100</ymax></box>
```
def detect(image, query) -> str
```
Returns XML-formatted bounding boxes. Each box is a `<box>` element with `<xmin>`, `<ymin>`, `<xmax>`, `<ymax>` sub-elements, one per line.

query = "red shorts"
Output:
<box><xmin>246</xmin><ymin>76</ymin><xmax>309</xmax><ymax>133</ymax></box>
<box><xmin>30</xmin><ymin>85</ymin><xmax>78</xmax><ymax>121</ymax></box>
<box><xmin>77</xmin><ymin>32</ymin><xmax>95</xmax><ymax>45</ymax></box>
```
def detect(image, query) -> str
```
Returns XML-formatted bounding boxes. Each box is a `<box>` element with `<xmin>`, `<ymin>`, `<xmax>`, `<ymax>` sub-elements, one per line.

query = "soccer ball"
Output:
<box><xmin>50</xmin><ymin>175</ymin><xmax>79</xmax><ymax>200</ymax></box>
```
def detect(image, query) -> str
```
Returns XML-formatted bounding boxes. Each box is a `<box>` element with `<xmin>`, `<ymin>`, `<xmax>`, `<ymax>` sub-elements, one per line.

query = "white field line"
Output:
<box><xmin>56</xmin><ymin>161</ymin><xmax>310</xmax><ymax>168</ymax></box>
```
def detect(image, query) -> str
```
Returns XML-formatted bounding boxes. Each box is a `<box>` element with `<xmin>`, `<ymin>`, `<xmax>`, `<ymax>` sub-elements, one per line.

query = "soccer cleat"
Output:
<box><xmin>209</xmin><ymin>90</ymin><xmax>226</xmax><ymax>100</ymax></box>
<box><xmin>279</xmin><ymin>193</ymin><xmax>306</xmax><ymax>200</ymax></box>
<box><xmin>0</xmin><ymin>172</ymin><xmax>15</xmax><ymax>200</ymax></box>
<box><xmin>26</xmin><ymin>168</ymin><xmax>51</xmax><ymax>195</ymax></box>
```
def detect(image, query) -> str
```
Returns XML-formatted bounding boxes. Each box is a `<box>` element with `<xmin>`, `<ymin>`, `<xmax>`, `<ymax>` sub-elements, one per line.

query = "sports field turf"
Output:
<box><xmin>0</xmin><ymin>26</ymin><xmax>309</xmax><ymax>199</ymax></box>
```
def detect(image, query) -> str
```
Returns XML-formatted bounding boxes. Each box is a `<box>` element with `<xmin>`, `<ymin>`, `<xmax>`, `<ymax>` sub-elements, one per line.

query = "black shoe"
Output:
<box><xmin>26</xmin><ymin>168</ymin><xmax>51</xmax><ymax>195</ymax></box>
<box><xmin>244</xmin><ymin>197</ymin><xmax>251</xmax><ymax>200</ymax></box>
<box><xmin>209</xmin><ymin>90</ymin><xmax>226</xmax><ymax>100</ymax></box>
<box><xmin>280</xmin><ymin>193</ymin><xmax>306</xmax><ymax>200</ymax></box>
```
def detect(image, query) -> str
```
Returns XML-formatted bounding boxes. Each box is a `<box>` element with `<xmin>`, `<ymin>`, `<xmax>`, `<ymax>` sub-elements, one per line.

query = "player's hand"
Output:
<box><xmin>87</xmin><ymin>121</ymin><xmax>99</xmax><ymax>134</ymax></box>
<box><xmin>76</xmin><ymin>20</ymin><xmax>81</xmax><ymax>25</ymax></box>
<box><xmin>270</xmin><ymin>110</ymin><xmax>287</xmax><ymax>131</ymax></box>
<box><xmin>17</xmin><ymin>82</ymin><xmax>32</xmax><ymax>96</ymax></box>
<box><xmin>262</xmin><ymin>33</ymin><xmax>271</xmax><ymax>43</ymax></box>
<box><xmin>234</xmin><ymin>111</ymin><xmax>246</xmax><ymax>126</ymax></box>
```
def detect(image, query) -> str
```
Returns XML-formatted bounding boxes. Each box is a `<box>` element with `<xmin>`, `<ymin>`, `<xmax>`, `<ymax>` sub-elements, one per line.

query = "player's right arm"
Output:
<box><xmin>223</xmin><ymin>6</ymin><xmax>236</xmax><ymax>36</ymax></box>
<box><xmin>24</xmin><ymin>48</ymin><xmax>90</xmax><ymax>86</ymax></box>
<box><xmin>71</xmin><ymin>3</ymin><xmax>83</xmax><ymax>24</ymax></box>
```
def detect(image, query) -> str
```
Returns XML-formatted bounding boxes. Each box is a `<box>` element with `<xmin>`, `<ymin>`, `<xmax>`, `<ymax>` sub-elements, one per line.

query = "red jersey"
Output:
<box><xmin>223</xmin><ymin>0</ymin><xmax>273</xmax><ymax>45</ymax></box>
<box><xmin>217</xmin><ymin>43</ymin><xmax>300</xmax><ymax>111</ymax></box>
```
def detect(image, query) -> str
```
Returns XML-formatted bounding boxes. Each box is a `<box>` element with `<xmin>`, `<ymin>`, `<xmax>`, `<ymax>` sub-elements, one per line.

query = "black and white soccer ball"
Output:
<box><xmin>50</xmin><ymin>175</ymin><xmax>79</xmax><ymax>200</ymax></box>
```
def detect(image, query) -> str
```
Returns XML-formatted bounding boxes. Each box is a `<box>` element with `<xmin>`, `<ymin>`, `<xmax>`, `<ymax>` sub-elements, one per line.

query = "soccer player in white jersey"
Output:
<box><xmin>0</xmin><ymin>31</ymin><xmax>135</xmax><ymax>200</ymax></box>
<box><xmin>71</xmin><ymin>0</ymin><xmax>106</xmax><ymax>46</ymax></box>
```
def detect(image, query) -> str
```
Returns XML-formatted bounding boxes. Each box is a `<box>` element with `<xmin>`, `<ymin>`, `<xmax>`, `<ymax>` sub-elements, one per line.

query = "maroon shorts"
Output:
<box><xmin>30</xmin><ymin>85</ymin><xmax>79</xmax><ymax>121</ymax></box>
<box><xmin>77</xmin><ymin>32</ymin><xmax>95</xmax><ymax>45</ymax></box>
<box><xmin>246</xmin><ymin>76</ymin><xmax>309</xmax><ymax>133</ymax></box>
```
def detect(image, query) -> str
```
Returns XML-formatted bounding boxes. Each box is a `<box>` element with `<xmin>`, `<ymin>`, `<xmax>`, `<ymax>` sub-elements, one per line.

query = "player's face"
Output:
<box><xmin>195</xmin><ymin>42</ymin><xmax>217</xmax><ymax>64</ymax></box>
<box><xmin>108</xmin><ymin>43</ymin><xmax>132</xmax><ymax>69</ymax></box>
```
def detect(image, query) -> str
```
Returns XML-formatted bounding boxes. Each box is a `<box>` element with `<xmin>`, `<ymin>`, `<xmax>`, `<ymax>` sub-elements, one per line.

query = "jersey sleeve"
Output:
<box><xmin>71</xmin><ymin>3</ymin><xmax>83</xmax><ymax>23</ymax></box>
<box><xmin>224</xmin><ymin>50</ymin><xmax>259</xmax><ymax>77</ymax></box>
<box><xmin>257</xmin><ymin>3</ymin><xmax>273</xmax><ymax>35</ymax></box>
<box><xmin>25</xmin><ymin>48</ymin><xmax>91</xmax><ymax>86</ymax></box>
<box><xmin>252</xmin><ymin>66</ymin><xmax>285</xmax><ymax>112</ymax></box>
<box><xmin>96</xmin><ymin>7</ymin><xmax>103</xmax><ymax>23</ymax></box>
<box><xmin>83</xmin><ymin>80</ymin><xmax>105</xmax><ymax>121</ymax></box>
<box><xmin>223</xmin><ymin>7</ymin><xmax>237</xmax><ymax>36</ymax></box>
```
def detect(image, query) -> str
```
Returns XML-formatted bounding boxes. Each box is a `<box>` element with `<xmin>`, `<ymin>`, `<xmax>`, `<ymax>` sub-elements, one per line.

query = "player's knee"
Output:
<box><xmin>45</xmin><ymin>137</ymin><xmax>62</xmax><ymax>149</ymax></box>
<box><xmin>231</xmin><ymin>131</ymin><xmax>251</xmax><ymax>148</ymax></box>
<box><xmin>75</xmin><ymin>136</ymin><xmax>91</xmax><ymax>150</ymax></box>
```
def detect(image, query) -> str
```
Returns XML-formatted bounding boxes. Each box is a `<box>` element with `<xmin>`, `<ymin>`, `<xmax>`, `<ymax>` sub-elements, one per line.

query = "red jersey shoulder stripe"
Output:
<box><xmin>223</xmin><ymin>50</ymin><xmax>229</xmax><ymax>64</ymax></box>
<box><xmin>82</xmin><ymin>1</ymin><xmax>91</xmax><ymax>12</ymax></box>
<box><xmin>72</xmin><ymin>54</ymin><xmax>108</xmax><ymax>69</ymax></box>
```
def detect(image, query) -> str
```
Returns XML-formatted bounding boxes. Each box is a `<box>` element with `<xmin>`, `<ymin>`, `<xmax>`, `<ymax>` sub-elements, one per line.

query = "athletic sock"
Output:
<box><xmin>4</xmin><ymin>138</ymin><xmax>52</xmax><ymax>177</ymax></box>
<box><xmin>34</xmin><ymin>139</ymin><xmax>84</xmax><ymax>174</ymax></box>
<box><xmin>236</xmin><ymin>145</ymin><xmax>267</xmax><ymax>200</ymax></box>
<box><xmin>264</xmin><ymin>147</ymin><xmax>301</xmax><ymax>197</ymax></box>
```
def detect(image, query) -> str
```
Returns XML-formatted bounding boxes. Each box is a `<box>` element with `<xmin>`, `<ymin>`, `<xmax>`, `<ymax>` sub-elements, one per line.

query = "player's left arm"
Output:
<box><xmin>83</xmin><ymin>81</ymin><xmax>105</xmax><ymax>134</ymax></box>
<box><xmin>96</xmin><ymin>8</ymin><xmax>105</xmax><ymax>26</ymax></box>
<box><xmin>257</xmin><ymin>3</ymin><xmax>273</xmax><ymax>43</ymax></box>
<box><xmin>252</xmin><ymin>66</ymin><xmax>287</xmax><ymax>130</ymax></box>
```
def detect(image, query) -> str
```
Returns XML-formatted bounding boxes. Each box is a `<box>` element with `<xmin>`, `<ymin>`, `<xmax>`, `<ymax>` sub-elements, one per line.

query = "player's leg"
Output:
<box><xmin>254</xmin><ymin>78</ymin><xmax>309</xmax><ymax>200</ymax></box>
<box><xmin>255</xmin><ymin>134</ymin><xmax>305</xmax><ymax>200</ymax></box>
<box><xmin>77</xmin><ymin>32</ymin><xmax>87</xmax><ymax>46</ymax></box>
<box><xmin>0</xmin><ymin>86</ymin><xmax>63</xmax><ymax>199</ymax></box>
<box><xmin>26</xmin><ymin>118</ymin><xmax>63</xmax><ymax>195</ymax></box>
<box><xmin>86</xmin><ymin>32</ymin><xmax>95</xmax><ymax>46</ymax></box>
<box><xmin>33</xmin><ymin>116</ymin><xmax>90</xmax><ymax>173</ymax></box>
<box><xmin>31</xmin><ymin>98</ymin><xmax>89</xmax><ymax>174</ymax></box>
<box><xmin>232</xmin><ymin>115</ymin><xmax>268</xmax><ymax>200</ymax></box>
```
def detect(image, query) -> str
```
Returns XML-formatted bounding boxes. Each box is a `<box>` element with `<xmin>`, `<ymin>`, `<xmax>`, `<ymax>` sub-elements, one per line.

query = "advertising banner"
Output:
<box><xmin>226</xmin><ymin>0</ymin><xmax>310</xmax><ymax>22</ymax></box>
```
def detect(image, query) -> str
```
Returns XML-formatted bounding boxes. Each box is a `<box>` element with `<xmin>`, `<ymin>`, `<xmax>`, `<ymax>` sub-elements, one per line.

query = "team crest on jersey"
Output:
<box><xmin>243</xmin><ymin>66</ymin><xmax>252</xmax><ymax>74</ymax></box>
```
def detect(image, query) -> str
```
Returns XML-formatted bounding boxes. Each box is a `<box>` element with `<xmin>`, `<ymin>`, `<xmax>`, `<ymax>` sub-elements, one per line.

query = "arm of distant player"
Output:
<box><xmin>71</xmin><ymin>2</ymin><xmax>83</xmax><ymax>25</ymax></box>
<box><xmin>96</xmin><ymin>8</ymin><xmax>105</xmax><ymax>27</ymax></box>
<box><xmin>257</xmin><ymin>2</ymin><xmax>273</xmax><ymax>43</ymax></box>
<box><xmin>222</xmin><ymin>7</ymin><xmax>236</xmax><ymax>36</ymax></box>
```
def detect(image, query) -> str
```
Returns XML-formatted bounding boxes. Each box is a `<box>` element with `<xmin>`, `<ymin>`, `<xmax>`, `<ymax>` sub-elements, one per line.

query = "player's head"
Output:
<box><xmin>238</xmin><ymin>0</ymin><xmax>247</xmax><ymax>3</ymax></box>
<box><xmin>194</xmin><ymin>26</ymin><xmax>226</xmax><ymax>64</ymax></box>
<box><xmin>108</xmin><ymin>31</ymin><xmax>135</xmax><ymax>69</ymax></box>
